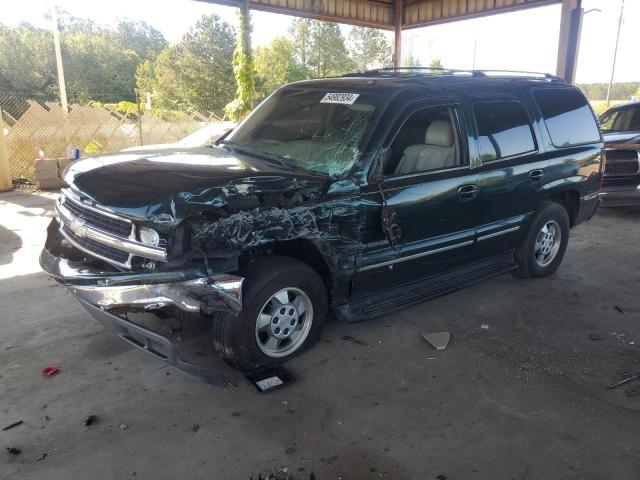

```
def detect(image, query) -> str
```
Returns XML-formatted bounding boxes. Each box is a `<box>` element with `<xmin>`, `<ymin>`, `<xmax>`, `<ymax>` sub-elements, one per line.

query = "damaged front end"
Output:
<box><xmin>41</xmin><ymin>193</ymin><xmax>245</xmax><ymax>316</ymax></box>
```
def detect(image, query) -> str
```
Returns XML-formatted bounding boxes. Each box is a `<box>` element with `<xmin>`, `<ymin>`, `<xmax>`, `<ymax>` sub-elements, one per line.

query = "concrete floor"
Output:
<box><xmin>1</xmin><ymin>189</ymin><xmax>639</xmax><ymax>480</ymax></box>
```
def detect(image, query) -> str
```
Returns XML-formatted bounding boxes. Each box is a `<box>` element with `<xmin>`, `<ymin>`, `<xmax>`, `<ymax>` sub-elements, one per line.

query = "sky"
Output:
<box><xmin>2</xmin><ymin>0</ymin><xmax>638</xmax><ymax>84</ymax></box>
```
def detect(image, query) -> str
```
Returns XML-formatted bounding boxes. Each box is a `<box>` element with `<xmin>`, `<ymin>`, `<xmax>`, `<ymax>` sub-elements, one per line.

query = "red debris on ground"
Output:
<box><xmin>41</xmin><ymin>366</ymin><xmax>59</xmax><ymax>377</ymax></box>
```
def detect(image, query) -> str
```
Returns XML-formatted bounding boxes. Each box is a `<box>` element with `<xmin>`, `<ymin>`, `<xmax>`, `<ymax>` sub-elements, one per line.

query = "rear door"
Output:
<box><xmin>352</xmin><ymin>100</ymin><xmax>479</xmax><ymax>297</ymax></box>
<box><xmin>468</xmin><ymin>96</ymin><xmax>548</xmax><ymax>260</ymax></box>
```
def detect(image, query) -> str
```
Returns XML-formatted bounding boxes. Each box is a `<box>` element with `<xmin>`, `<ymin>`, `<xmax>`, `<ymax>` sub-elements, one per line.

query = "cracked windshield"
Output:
<box><xmin>224</xmin><ymin>87</ymin><xmax>378</xmax><ymax>176</ymax></box>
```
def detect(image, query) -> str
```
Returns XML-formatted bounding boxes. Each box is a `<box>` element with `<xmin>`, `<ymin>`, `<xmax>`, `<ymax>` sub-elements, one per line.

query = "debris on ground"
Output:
<box><xmin>341</xmin><ymin>335</ymin><xmax>368</xmax><ymax>346</ymax></box>
<box><xmin>41</xmin><ymin>366</ymin><xmax>59</xmax><ymax>377</ymax></box>
<box><xmin>480</xmin><ymin>324</ymin><xmax>490</xmax><ymax>330</ymax></box>
<box><xmin>421</xmin><ymin>332</ymin><xmax>451</xmax><ymax>351</ymax></box>
<box><xmin>84</xmin><ymin>415</ymin><xmax>98</xmax><ymax>426</ymax></box>
<box><xmin>589</xmin><ymin>333</ymin><xmax>603</xmax><ymax>341</ymax></box>
<box><xmin>2</xmin><ymin>420</ymin><xmax>23</xmax><ymax>431</ymax></box>
<box><xmin>607</xmin><ymin>372</ymin><xmax>640</xmax><ymax>390</ymax></box>
<box><xmin>119</xmin><ymin>423</ymin><xmax>128</xmax><ymax>430</ymax></box>
<box><xmin>614</xmin><ymin>305</ymin><xmax>624</xmax><ymax>314</ymax></box>
<box><xmin>36</xmin><ymin>452</ymin><xmax>47</xmax><ymax>462</ymax></box>
<box><xmin>6</xmin><ymin>447</ymin><xmax>21</xmax><ymax>455</ymax></box>
<box><xmin>625</xmin><ymin>385</ymin><xmax>640</xmax><ymax>397</ymax></box>
<box><xmin>191</xmin><ymin>424</ymin><xmax>199</xmax><ymax>433</ymax></box>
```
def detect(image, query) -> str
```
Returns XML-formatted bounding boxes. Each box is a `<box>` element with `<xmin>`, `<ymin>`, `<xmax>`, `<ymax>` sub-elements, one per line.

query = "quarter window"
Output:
<box><xmin>473</xmin><ymin>101</ymin><xmax>536</xmax><ymax>162</ymax></box>
<box><xmin>533</xmin><ymin>89</ymin><xmax>601</xmax><ymax>146</ymax></box>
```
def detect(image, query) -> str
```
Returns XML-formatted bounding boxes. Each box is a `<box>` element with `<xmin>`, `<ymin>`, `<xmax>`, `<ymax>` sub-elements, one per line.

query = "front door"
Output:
<box><xmin>351</xmin><ymin>102</ymin><xmax>479</xmax><ymax>297</ymax></box>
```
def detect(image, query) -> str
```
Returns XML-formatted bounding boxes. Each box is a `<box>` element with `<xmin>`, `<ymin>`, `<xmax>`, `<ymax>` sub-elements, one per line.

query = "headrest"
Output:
<box><xmin>425</xmin><ymin>120</ymin><xmax>454</xmax><ymax>147</ymax></box>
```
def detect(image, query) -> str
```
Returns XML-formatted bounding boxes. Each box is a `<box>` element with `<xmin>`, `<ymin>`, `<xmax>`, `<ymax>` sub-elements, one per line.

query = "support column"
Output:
<box><xmin>393</xmin><ymin>0</ymin><xmax>402</xmax><ymax>68</ymax></box>
<box><xmin>556</xmin><ymin>0</ymin><xmax>583</xmax><ymax>84</ymax></box>
<box><xmin>0</xmin><ymin>109</ymin><xmax>12</xmax><ymax>191</ymax></box>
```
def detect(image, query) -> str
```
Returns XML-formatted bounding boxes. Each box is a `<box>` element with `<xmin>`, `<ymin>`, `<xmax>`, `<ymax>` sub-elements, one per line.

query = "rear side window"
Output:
<box><xmin>473</xmin><ymin>101</ymin><xmax>536</xmax><ymax>162</ymax></box>
<box><xmin>533</xmin><ymin>89</ymin><xmax>601</xmax><ymax>147</ymax></box>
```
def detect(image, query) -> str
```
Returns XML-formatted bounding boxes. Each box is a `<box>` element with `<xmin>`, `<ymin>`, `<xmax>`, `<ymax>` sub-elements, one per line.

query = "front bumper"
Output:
<box><xmin>599</xmin><ymin>184</ymin><xmax>640</xmax><ymax>207</ymax></box>
<box><xmin>40</xmin><ymin>219</ymin><xmax>244</xmax><ymax>314</ymax></box>
<box><xmin>40</xmin><ymin>219</ymin><xmax>243</xmax><ymax>385</ymax></box>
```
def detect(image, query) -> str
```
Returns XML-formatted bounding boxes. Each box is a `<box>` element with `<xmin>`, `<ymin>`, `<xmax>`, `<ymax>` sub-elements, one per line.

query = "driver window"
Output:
<box><xmin>384</xmin><ymin>106</ymin><xmax>460</xmax><ymax>176</ymax></box>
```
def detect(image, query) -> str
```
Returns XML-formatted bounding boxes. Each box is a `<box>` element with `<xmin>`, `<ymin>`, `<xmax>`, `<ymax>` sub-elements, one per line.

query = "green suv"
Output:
<box><xmin>40</xmin><ymin>69</ymin><xmax>603</xmax><ymax>375</ymax></box>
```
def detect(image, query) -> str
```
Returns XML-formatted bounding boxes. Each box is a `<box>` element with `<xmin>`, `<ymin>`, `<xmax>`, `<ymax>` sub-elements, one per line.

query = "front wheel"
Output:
<box><xmin>515</xmin><ymin>200</ymin><xmax>570</xmax><ymax>278</ymax></box>
<box><xmin>211</xmin><ymin>256</ymin><xmax>328</xmax><ymax>372</ymax></box>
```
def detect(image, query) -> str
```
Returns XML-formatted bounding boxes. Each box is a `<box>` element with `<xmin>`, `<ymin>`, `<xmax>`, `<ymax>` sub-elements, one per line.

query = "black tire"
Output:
<box><xmin>211</xmin><ymin>255</ymin><xmax>328</xmax><ymax>372</ymax></box>
<box><xmin>514</xmin><ymin>200</ymin><xmax>570</xmax><ymax>278</ymax></box>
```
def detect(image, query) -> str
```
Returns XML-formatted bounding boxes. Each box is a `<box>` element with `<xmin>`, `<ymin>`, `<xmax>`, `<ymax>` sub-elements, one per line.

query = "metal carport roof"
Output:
<box><xmin>196</xmin><ymin>0</ymin><xmax>584</xmax><ymax>82</ymax></box>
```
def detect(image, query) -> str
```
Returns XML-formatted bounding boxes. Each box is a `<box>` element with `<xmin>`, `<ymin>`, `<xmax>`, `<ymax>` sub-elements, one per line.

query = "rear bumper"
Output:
<box><xmin>599</xmin><ymin>184</ymin><xmax>640</xmax><ymax>207</ymax></box>
<box><xmin>40</xmin><ymin>219</ymin><xmax>244</xmax><ymax>314</ymax></box>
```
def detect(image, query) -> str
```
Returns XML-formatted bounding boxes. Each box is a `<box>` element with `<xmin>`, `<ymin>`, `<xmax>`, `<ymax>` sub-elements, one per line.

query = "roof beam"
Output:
<box><xmin>196</xmin><ymin>0</ymin><xmax>395</xmax><ymax>30</ymax></box>
<box><xmin>197</xmin><ymin>0</ymin><xmax>561</xmax><ymax>29</ymax></box>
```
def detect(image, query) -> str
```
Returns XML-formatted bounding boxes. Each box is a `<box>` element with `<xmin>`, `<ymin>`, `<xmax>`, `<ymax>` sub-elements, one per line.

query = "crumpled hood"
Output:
<box><xmin>63</xmin><ymin>146</ymin><xmax>328</xmax><ymax>228</ymax></box>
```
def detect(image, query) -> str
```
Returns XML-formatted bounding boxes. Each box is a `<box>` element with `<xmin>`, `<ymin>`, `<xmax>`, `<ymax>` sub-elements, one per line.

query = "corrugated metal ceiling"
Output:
<box><xmin>198</xmin><ymin>0</ymin><xmax>561</xmax><ymax>30</ymax></box>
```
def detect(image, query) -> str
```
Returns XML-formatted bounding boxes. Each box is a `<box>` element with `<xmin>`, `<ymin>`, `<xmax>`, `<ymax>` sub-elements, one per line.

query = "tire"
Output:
<box><xmin>514</xmin><ymin>200</ymin><xmax>570</xmax><ymax>278</ymax></box>
<box><xmin>211</xmin><ymin>255</ymin><xmax>328</xmax><ymax>372</ymax></box>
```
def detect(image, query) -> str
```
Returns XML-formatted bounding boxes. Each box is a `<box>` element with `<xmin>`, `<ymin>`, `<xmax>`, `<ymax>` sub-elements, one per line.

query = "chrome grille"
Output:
<box><xmin>62</xmin><ymin>195</ymin><xmax>132</xmax><ymax>237</ymax></box>
<box><xmin>62</xmin><ymin>225</ymin><xmax>130</xmax><ymax>265</ymax></box>
<box><xmin>56</xmin><ymin>189</ymin><xmax>167</xmax><ymax>269</ymax></box>
<box><xmin>604</xmin><ymin>150</ymin><xmax>640</xmax><ymax>176</ymax></box>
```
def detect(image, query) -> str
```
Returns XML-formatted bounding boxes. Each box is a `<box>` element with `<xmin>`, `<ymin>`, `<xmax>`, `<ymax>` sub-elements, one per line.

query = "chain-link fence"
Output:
<box><xmin>0</xmin><ymin>93</ymin><xmax>225</xmax><ymax>181</ymax></box>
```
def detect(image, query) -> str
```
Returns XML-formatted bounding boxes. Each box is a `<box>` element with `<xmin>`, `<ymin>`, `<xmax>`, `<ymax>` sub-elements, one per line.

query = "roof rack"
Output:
<box><xmin>345</xmin><ymin>67</ymin><xmax>565</xmax><ymax>83</ymax></box>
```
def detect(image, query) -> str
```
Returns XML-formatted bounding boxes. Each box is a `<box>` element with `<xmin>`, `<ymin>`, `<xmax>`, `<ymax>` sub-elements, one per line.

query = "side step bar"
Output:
<box><xmin>336</xmin><ymin>252</ymin><xmax>517</xmax><ymax>322</ymax></box>
<box><xmin>77</xmin><ymin>298</ymin><xmax>235</xmax><ymax>387</ymax></box>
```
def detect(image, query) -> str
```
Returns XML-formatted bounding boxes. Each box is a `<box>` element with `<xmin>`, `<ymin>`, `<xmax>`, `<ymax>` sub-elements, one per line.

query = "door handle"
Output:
<box><xmin>528</xmin><ymin>169</ymin><xmax>545</xmax><ymax>183</ymax></box>
<box><xmin>457</xmin><ymin>184</ymin><xmax>478</xmax><ymax>201</ymax></box>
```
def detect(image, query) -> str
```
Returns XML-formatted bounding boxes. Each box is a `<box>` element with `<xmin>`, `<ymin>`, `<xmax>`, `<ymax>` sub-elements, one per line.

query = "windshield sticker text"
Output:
<box><xmin>320</xmin><ymin>93</ymin><xmax>360</xmax><ymax>105</ymax></box>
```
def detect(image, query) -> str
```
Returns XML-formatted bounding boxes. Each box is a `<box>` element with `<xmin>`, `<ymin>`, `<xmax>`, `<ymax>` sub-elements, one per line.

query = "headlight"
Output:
<box><xmin>138</xmin><ymin>226</ymin><xmax>160</xmax><ymax>246</ymax></box>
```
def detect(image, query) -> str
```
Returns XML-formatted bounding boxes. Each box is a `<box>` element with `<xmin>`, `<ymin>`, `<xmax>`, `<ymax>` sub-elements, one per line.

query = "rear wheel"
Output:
<box><xmin>515</xmin><ymin>201</ymin><xmax>570</xmax><ymax>278</ymax></box>
<box><xmin>211</xmin><ymin>256</ymin><xmax>327</xmax><ymax>372</ymax></box>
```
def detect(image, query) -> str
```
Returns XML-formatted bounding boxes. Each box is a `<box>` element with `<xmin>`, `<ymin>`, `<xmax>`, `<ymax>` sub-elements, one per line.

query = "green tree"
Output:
<box><xmin>59</xmin><ymin>18</ymin><xmax>140</xmax><ymax>102</ymax></box>
<box><xmin>0</xmin><ymin>23</ymin><xmax>57</xmax><ymax>99</ymax></box>
<box><xmin>402</xmin><ymin>55</ymin><xmax>421</xmax><ymax>68</ymax></box>
<box><xmin>348</xmin><ymin>26</ymin><xmax>391</xmax><ymax>71</ymax></box>
<box><xmin>289</xmin><ymin>19</ymin><xmax>313</xmax><ymax>73</ymax></box>
<box><xmin>115</xmin><ymin>20</ymin><xmax>167</xmax><ymax>63</ymax></box>
<box><xmin>308</xmin><ymin>21</ymin><xmax>352</xmax><ymax>77</ymax></box>
<box><xmin>255</xmin><ymin>37</ymin><xmax>307</xmax><ymax>98</ymax></box>
<box><xmin>225</xmin><ymin>0</ymin><xmax>256</xmax><ymax>121</ymax></box>
<box><xmin>429</xmin><ymin>58</ymin><xmax>444</xmax><ymax>74</ymax></box>
<box><xmin>141</xmin><ymin>15</ymin><xmax>236</xmax><ymax>112</ymax></box>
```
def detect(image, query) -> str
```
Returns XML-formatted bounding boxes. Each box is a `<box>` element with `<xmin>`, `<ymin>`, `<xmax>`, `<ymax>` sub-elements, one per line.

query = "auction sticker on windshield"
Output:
<box><xmin>320</xmin><ymin>93</ymin><xmax>360</xmax><ymax>105</ymax></box>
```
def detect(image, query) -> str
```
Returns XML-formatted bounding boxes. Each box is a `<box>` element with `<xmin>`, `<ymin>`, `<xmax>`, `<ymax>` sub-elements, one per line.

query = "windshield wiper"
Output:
<box><xmin>230</xmin><ymin>145</ymin><xmax>293</xmax><ymax>169</ymax></box>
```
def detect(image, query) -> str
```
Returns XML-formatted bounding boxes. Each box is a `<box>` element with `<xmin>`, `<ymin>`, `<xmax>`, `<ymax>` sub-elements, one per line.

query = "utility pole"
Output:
<box><xmin>606</xmin><ymin>0</ymin><xmax>624</xmax><ymax>107</ymax></box>
<box><xmin>51</xmin><ymin>5</ymin><xmax>68</xmax><ymax>113</ymax></box>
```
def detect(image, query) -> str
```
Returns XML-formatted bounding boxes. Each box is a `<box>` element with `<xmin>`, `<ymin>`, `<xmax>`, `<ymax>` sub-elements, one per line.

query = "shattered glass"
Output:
<box><xmin>225</xmin><ymin>87</ymin><xmax>378</xmax><ymax>176</ymax></box>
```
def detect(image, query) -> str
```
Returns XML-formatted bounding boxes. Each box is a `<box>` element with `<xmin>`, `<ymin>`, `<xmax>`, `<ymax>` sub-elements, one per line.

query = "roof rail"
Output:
<box><xmin>346</xmin><ymin>67</ymin><xmax>565</xmax><ymax>83</ymax></box>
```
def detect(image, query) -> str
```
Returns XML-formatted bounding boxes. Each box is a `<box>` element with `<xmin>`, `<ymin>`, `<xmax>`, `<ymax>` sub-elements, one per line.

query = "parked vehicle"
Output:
<box><xmin>598</xmin><ymin>101</ymin><xmax>640</xmax><ymax>206</ymax></box>
<box><xmin>120</xmin><ymin>121</ymin><xmax>236</xmax><ymax>153</ymax></box>
<box><xmin>40</xmin><ymin>69</ymin><xmax>603</xmax><ymax>374</ymax></box>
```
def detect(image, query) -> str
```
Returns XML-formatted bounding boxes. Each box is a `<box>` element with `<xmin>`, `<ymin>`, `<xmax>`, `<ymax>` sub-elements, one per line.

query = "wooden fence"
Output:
<box><xmin>0</xmin><ymin>95</ymin><xmax>224</xmax><ymax>181</ymax></box>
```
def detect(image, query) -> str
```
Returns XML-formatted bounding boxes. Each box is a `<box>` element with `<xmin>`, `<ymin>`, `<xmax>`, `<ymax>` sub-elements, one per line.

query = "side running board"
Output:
<box><xmin>336</xmin><ymin>252</ymin><xmax>517</xmax><ymax>322</ymax></box>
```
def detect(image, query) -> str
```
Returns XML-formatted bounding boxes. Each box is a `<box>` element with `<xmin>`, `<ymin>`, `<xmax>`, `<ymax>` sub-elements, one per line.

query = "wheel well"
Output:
<box><xmin>271</xmin><ymin>238</ymin><xmax>330</xmax><ymax>284</ymax></box>
<box><xmin>545</xmin><ymin>190</ymin><xmax>579</xmax><ymax>226</ymax></box>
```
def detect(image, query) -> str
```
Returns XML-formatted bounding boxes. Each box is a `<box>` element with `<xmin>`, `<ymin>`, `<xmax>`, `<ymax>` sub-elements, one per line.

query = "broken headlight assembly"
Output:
<box><xmin>138</xmin><ymin>226</ymin><xmax>161</xmax><ymax>247</ymax></box>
